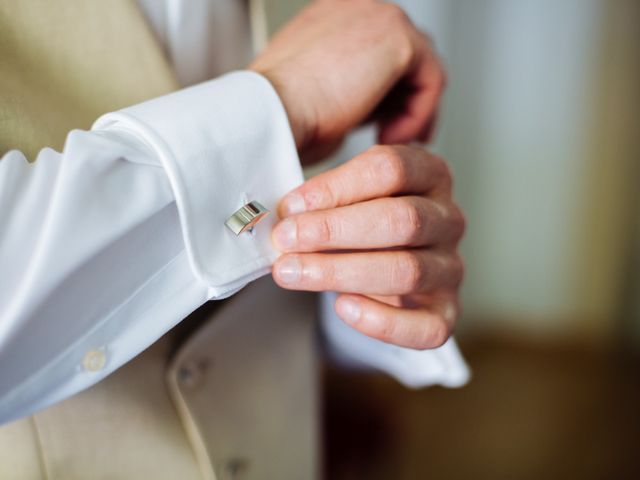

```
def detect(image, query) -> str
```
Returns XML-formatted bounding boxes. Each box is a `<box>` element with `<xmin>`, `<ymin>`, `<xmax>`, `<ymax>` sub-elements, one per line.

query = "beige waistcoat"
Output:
<box><xmin>0</xmin><ymin>1</ymin><xmax>318</xmax><ymax>479</ymax></box>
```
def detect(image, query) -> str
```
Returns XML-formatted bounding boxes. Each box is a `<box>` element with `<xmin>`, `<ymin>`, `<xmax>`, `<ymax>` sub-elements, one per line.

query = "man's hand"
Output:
<box><xmin>250</xmin><ymin>0</ymin><xmax>445</xmax><ymax>160</ymax></box>
<box><xmin>271</xmin><ymin>145</ymin><xmax>465</xmax><ymax>349</ymax></box>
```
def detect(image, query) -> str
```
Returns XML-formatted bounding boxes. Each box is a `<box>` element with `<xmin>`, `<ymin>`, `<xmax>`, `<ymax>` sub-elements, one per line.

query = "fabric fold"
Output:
<box><xmin>94</xmin><ymin>71</ymin><xmax>304</xmax><ymax>295</ymax></box>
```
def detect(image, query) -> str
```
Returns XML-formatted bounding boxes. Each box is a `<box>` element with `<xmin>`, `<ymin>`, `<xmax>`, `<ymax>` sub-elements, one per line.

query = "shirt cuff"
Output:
<box><xmin>94</xmin><ymin>71</ymin><xmax>303</xmax><ymax>298</ymax></box>
<box><xmin>320</xmin><ymin>292</ymin><xmax>471</xmax><ymax>388</ymax></box>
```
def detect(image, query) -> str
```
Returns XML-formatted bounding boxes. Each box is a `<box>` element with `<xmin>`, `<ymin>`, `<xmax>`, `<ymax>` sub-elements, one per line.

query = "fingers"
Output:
<box><xmin>272</xmin><ymin>249</ymin><xmax>463</xmax><ymax>295</ymax></box>
<box><xmin>334</xmin><ymin>293</ymin><xmax>456</xmax><ymax>350</ymax></box>
<box><xmin>279</xmin><ymin>145</ymin><xmax>451</xmax><ymax>216</ymax></box>
<box><xmin>417</xmin><ymin>106</ymin><xmax>440</xmax><ymax>143</ymax></box>
<box><xmin>378</xmin><ymin>31</ymin><xmax>447</xmax><ymax>145</ymax></box>
<box><xmin>273</xmin><ymin>195</ymin><xmax>464</xmax><ymax>252</ymax></box>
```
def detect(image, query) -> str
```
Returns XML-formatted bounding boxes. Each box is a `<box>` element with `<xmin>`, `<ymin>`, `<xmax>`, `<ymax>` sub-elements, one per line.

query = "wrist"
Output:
<box><xmin>249</xmin><ymin>67</ymin><xmax>314</xmax><ymax>151</ymax></box>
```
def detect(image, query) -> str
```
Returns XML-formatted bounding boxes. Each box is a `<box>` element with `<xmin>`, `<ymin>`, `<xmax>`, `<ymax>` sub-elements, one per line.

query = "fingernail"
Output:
<box><xmin>276</xmin><ymin>255</ymin><xmax>301</xmax><ymax>285</ymax></box>
<box><xmin>338</xmin><ymin>297</ymin><xmax>361</xmax><ymax>325</ymax></box>
<box><xmin>282</xmin><ymin>192</ymin><xmax>306</xmax><ymax>215</ymax></box>
<box><xmin>273</xmin><ymin>218</ymin><xmax>297</xmax><ymax>250</ymax></box>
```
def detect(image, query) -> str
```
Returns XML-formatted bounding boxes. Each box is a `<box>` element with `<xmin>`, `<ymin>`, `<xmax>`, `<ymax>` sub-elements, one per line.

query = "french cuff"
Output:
<box><xmin>94</xmin><ymin>71</ymin><xmax>303</xmax><ymax>298</ymax></box>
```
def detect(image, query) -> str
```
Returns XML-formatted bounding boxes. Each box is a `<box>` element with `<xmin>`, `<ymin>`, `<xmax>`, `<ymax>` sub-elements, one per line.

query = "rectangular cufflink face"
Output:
<box><xmin>225</xmin><ymin>201</ymin><xmax>270</xmax><ymax>235</ymax></box>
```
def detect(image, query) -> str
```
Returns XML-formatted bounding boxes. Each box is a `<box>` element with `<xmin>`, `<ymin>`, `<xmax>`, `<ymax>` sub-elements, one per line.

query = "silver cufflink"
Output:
<box><xmin>225</xmin><ymin>201</ymin><xmax>270</xmax><ymax>235</ymax></box>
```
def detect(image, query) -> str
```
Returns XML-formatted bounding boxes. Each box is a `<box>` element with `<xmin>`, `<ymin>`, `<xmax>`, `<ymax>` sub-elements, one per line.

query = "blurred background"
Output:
<box><xmin>287</xmin><ymin>0</ymin><xmax>640</xmax><ymax>478</ymax></box>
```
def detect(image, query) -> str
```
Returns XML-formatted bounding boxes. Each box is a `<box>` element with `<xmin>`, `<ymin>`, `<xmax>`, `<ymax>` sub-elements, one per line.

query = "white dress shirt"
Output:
<box><xmin>0</xmin><ymin>0</ymin><xmax>468</xmax><ymax>425</ymax></box>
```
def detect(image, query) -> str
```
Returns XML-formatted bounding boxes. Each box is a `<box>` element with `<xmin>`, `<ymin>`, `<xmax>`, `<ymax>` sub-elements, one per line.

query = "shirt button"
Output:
<box><xmin>83</xmin><ymin>349</ymin><xmax>107</xmax><ymax>372</ymax></box>
<box><xmin>177</xmin><ymin>358</ymin><xmax>209</xmax><ymax>388</ymax></box>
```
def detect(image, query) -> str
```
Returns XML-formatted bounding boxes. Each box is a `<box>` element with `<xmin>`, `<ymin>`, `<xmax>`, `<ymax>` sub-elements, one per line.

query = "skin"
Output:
<box><xmin>250</xmin><ymin>0</ymin><xmax>463</xmax><ymax>349</ymax></box>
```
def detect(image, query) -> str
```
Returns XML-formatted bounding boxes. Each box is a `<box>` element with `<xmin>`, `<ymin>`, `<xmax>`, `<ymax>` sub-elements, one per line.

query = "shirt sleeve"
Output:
<box><xmin>0</xmin><ymin>71</ymin><xmax>304</xmax><ymax>424</ymax></box>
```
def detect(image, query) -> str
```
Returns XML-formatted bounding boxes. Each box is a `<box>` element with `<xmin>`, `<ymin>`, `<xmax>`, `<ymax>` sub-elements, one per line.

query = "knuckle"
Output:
<box><xmin>371</xmin><ymin>146</ymin><xmax>410</xmax><ymax>193</ymax></box>
<box><xmin>449</xmin><ymin>203</ymin><xmax>466</xmax><ymax>242</ymax></box>
<box><xmin>434</xmin><ymin>319</ymin><xmax>451</xmax><ymax>347</ymax></box>
<box><xmin>313</xmin><ymin>214</ymin><xmax>338</xmax><ymax>245</ymax></box>
<box><xmin>396</xmin><ymin>251</ymin><xmax>425</xmax><ymax>292</ymax></box>
<box><xmin>370</xmin><ymin>144</ymin><xmax>399</xmax><ymax>163</ymax></box>
<box><xmin>315</xmin><ymin>182</ymin><xmax>338</xmax><ymax>210</ymax></box>
<box><xmin>394</xmin><ymin>199</ymin><xmax>424</xmax><ymax>245</ymax></box>
<box><xmin>377</xmin><ymin>314</ymin><xmax>398</xmax><ymax>344</ymax></box>
<box><xmin>368</xmin><ymin>144</ymin><xmax>393</xmax><ymax>159</ymax></box>
<box><xmin>415</xmin><ymin>317</ymin><xmax>449</xmax><ymax>350</ymax></box>
<box><xmin>301</xmin><ymin>179</ymin><xmax>339</xmax><ymax>211</ymax></box>
<box><xmin>432</xmin><ymin>154</ymin><xmax>453</xmax><ymax>188</ymax></box>
<box><xmin>396</xmin><ymin>34</ymin><xmax>414</xmax><ymax>69</ymax></box>
<box><xmin>380</xmin><ymin>5</ymin><xmax>413</xmax><ymax>65</ymax></box>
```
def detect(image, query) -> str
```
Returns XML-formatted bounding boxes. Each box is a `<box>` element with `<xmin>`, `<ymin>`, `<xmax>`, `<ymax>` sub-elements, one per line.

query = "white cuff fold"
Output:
<box><xmin>94</xmin><ymin>71</ymin><xmax>303</xmax><ymax>297</ymax></box>
<box><xmin>320</xmin><ymin>292</ymin><xmax>471</xmax><ymax>389</ymax></box>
